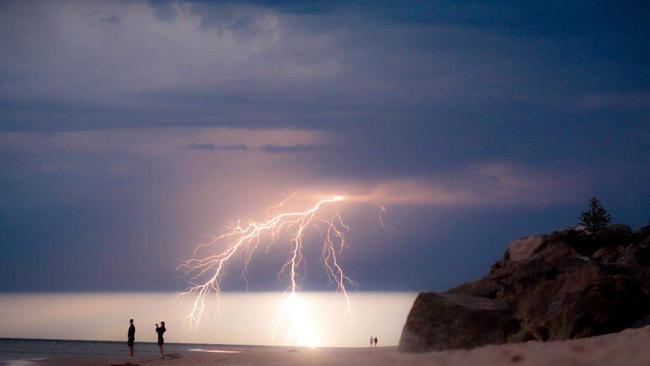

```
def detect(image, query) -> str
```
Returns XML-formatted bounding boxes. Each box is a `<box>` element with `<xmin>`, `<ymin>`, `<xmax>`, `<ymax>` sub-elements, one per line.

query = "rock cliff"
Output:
<box><xmin>399</xmin><ymin>224</ymin><xmax>650</xmax><ymax>352</ymax></box>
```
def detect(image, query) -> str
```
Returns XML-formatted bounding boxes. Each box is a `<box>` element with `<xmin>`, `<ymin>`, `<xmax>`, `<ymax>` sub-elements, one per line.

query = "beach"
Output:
<box><xmin>23</xmin><ymin>325</ymin><xmax>650</xmax><ymax>366</ymax></box>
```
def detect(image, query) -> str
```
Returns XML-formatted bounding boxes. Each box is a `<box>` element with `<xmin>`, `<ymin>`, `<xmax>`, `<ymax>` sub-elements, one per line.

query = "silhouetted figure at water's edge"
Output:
<box><xmin>156</xmin><ymin>321</ymin><xmax>166</xmax><ymax>357</ymax></box>
<box><xmin>127</xmin><ymin>319</ymin><xmax>135</xmax><ymax>357</ymax></box>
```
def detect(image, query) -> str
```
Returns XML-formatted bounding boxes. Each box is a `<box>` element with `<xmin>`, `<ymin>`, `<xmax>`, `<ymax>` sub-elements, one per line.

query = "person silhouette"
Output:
<box><xmin>369</xmin><ymin>336</ymin><xmax>374</xmax><ymax>347</ymax></box>
<box><xmin>373</xmin><ymin>336</ymin><xmax>378</xmax><ymax>347</ymax></box>
<box><xmin>127</xmin><ymin>319</ymin><xmax>135</xmax><ymax>357</ymax></box>
<box><xmin>155</xmin><ymin>321</ymin><xmax>166</xmax><ymax>357</ymax></box>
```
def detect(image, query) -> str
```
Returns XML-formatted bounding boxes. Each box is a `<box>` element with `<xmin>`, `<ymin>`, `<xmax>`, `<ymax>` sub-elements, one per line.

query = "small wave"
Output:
<box><xmin>4</xmin><ymin>358</ymin><xmax>48</xmax><ymax>366</ymax></box>
<box><xmin>188</xmin><ymin>348</ymin><xmax>242</xmax><ymax>354</ymax></box>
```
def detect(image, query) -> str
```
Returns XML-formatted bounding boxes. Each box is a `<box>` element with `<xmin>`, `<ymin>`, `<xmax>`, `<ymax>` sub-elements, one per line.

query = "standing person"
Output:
<box><xmin>127</xmin><ymin>319</ymin><xmax>136</xmax><ymax>357</ymax></box>
<box><xmin>373</xmin><ymin>336</ymin><xmax>378</xmax><ymax>347</ymax></box>
<box><xmin>155</xmin><ymin>321</ymin><xmax>166</xmax><ymax>357</ymax></box>
<box><xmin>369</xmin><ymin>336</ymin><xmax>374</xmax><ymax>347</ymax></box>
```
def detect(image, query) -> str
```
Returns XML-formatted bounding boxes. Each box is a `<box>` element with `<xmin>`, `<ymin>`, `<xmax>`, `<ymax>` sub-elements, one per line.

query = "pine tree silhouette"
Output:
<box><xmin>579</xmin><ymin>197</ymin><xmax>611</xmax><ymax>232</ymax></box>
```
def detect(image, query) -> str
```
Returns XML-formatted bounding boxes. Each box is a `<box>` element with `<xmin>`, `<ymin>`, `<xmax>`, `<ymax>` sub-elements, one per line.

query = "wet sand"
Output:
<box><xmin>39</xmin><ymin>325</ymin><xmax>650</xmax><ymax>366</ymax></box>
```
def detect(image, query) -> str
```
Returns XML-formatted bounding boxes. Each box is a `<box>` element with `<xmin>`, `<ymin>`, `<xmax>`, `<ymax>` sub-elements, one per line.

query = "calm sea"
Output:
<box><xmin>0</xmin><ymin>292</ymin><xmax>416</xmax><ymax>364</ymax></box>
<box><xmin>0</xmin><ymin>338</ymin><xmax>244</xmax><ymax>364</ymax></box>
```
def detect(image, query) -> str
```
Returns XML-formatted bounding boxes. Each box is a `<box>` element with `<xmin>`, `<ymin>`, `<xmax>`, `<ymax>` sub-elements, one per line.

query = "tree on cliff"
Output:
<box><xmin>580</xmin><ymin>197</ymin><xmax>611</xmax><ymax>232</ymax></box>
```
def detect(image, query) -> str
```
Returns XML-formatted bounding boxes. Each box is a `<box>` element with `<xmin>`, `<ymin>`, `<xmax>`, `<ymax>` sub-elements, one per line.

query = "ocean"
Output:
<box><xmin>0</xmin><ymin>292</ymin><xmax>416</xmax><ymax>364</ymax></box>
<box><xmin>0</xmin><ymin>338</ymin><xmax>229</xmax><ymax>364</ymax></box>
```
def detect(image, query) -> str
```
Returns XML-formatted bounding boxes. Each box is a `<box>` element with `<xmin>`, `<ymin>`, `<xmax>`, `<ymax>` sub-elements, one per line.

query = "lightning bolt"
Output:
<box><xmin>178</xmin><ymin>194</ymin><xmax>357</xmax><ymax>333</ymax></box>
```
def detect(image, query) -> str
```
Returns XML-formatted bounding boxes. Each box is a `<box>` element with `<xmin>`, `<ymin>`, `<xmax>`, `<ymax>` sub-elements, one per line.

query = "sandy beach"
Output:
<box><xmin>34</xmin><ymin>325</ymin><xmax>650</xmax><ymax>366</ymax></box>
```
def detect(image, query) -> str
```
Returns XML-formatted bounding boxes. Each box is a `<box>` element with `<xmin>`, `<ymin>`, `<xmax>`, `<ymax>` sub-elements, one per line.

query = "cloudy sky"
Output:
<box><xmin>1</xmin><ymin>0</ymin><xmax>649</xmax><ymax>292</ymax></box>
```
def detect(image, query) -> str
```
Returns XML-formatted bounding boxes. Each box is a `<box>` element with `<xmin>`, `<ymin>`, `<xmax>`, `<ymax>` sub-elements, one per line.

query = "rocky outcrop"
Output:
<box><xmin>399</xmin><ymin>225</ymin><xmax>650</xmax><ymax>352</ymax></box>
<box><xmin>399</xmin><ymin>293</ymin><xmax>518</xmax><ymax>351</ymax></box>
<box><xmin>505</xmin><ymin>235</ymin><xmax>546</xmax><ymax>262</ymax></box>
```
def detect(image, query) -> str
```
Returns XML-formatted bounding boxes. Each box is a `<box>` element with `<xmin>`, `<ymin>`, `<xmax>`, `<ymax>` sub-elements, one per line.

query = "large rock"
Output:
<box><xmin>505</xmin><ymin>235</ymin><xmax>546</xmax><ymax>262</ymax></box>
<box><xmin>400</xmin><ymin>225</ymin><xmax>650</xmax><ymax>352</ymax></box>
<box><xmin>399</xmin><ymin>293</ymin><xmax>518</xmax><ymax>352</ymax></box>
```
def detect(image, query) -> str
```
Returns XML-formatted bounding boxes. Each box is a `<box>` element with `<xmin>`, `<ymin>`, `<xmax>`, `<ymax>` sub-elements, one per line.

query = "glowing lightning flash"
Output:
<box><xmin>178</xmin><ymin>194</ymin><xmax>356</xmax><ymax>335</ymax></box>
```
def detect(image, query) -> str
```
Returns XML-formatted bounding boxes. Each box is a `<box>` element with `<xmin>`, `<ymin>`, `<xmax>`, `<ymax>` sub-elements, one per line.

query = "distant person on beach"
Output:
<box><xmin>127</xmin><ymin>319</ymin><xmax>135</xmax><ymax>357</ymax></box>
<box><xmin>155</xmin><ymin>321</ymin><xmax>166</xmax><ymax>357</ymax></box>
<box><xmin>374</xmin><ymin>336</ymin><xmax>378</xmax><ymax>347</ymax></box>
<box><xmin>369</xmin><ymin>336</ymin><xmax>374</xmax><ymax>347</ymax></box>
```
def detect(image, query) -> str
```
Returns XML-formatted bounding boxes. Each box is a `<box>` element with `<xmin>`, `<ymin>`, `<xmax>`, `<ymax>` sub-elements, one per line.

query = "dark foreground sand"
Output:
<box><xmin>39</xmin><ymin>325</ymin><xmax>650</xmax><ymax>366</ymax></box>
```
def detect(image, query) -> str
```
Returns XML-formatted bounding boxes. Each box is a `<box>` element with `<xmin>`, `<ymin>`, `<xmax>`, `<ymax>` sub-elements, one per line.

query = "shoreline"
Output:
<box><xmin>0</xmin><ymin>337</ymin><xmax>375</xmax><ymax>350</ymax></box>
<box><xmin>12</xmin><ymin>325</ymin><xmax>649</xmax><ymax>366</ymax></box>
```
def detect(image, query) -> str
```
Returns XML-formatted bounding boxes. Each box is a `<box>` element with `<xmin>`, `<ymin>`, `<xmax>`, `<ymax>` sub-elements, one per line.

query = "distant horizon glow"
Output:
<box><xmin>0</xmin><ymin>292</ymin><xmax>416</xmax><ymax>347</ymax></box>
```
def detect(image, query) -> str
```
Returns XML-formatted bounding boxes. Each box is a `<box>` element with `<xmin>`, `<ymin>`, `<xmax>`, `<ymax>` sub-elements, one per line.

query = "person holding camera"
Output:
<box><xmin>155</xmin><ymin>321</ymin><xmax>166</xmax><ymax>357</ymax></box>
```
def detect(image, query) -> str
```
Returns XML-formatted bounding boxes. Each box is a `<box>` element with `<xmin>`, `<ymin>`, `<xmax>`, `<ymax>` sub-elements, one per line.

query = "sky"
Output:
<box><xmin>0</xmin><ymin>0</ymin><xmax>649</xmax><ymax>293</ymax></box>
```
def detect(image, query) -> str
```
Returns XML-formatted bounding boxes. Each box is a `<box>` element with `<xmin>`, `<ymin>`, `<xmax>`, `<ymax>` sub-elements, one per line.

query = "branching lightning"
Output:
<box><xmin>178</xmin><ymin>194</ymin><xmax>358</xmax><ymax>335</ymax></box>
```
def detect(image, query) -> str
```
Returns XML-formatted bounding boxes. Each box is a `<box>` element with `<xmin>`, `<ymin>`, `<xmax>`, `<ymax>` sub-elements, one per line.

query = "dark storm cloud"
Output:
<box><xmin>188</xmin><ymin>143</ymin><xmax>249</xmax><ymax>151</ymax></box>
<box><xmin>260</xmin><ymin>144</ymin><xmax>315</xmax><ymax>154</ymax></box>
<box><xmin>2</xmin><ymin>0</ymin><xmax>647</xmax><ymax>165</ymax></box>
<box><xmin>149</xmin><ymin>1</ymin><xmax>178</xmax><ymax>22</ymax></box>
<box><xmin>581</xmin><ymin>92</ymin><xmax>650</xmax><ymax>110</ymax></box>
<box><xmin>0</xmin><ymin>1</ymin><xmax>649</xmax><ymax>292</ymax></box>
<box><xmin>187</xmin><ymin>142</ymin><xmax>318</xmax><ymax>153</ymax></box>
<box><xmin>100</xmin><ymin>15</ymin><xmax>120</xmax><ymax>24</ymax></box>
